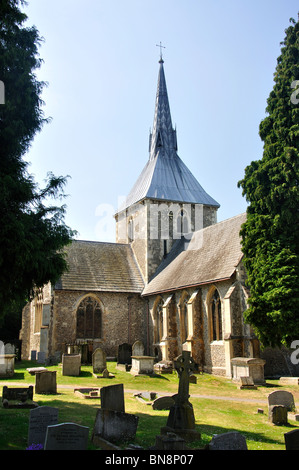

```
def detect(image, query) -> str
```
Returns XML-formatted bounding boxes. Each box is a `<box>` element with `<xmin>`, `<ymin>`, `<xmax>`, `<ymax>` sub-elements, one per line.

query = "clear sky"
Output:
<box><xmin>22</xmin><ymin>0</ymin><xmax>298</xmax><ymax>242</ymax></box>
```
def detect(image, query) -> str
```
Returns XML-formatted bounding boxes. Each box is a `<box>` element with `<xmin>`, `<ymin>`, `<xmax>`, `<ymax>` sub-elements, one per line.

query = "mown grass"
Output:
<box><xmin>1</xmin><ymin>360</ymin><xmax>299</xmax><ymax>450</ymax></box>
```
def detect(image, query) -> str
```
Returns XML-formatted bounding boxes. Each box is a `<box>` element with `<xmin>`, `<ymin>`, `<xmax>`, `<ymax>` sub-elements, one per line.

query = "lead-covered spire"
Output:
<box><xmin>149</xmin><ymin>59</ymin><xmax>178</xmax><ymax>161</ymax></box>
<box><xmin>116</xmin><ymin>58</ymin><xmax>220</xmax><ymax>213</ymax></box>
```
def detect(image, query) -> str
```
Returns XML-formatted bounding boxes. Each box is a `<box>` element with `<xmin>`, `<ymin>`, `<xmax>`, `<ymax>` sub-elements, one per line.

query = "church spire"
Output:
<box><xmin>149</xmin><ymin>58</ymin><xmax>178</xmax><ymax>161</ymax></box>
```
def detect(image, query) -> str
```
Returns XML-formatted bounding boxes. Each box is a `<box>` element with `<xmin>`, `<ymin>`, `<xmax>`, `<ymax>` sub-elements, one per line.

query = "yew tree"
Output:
<box><xmin>238</xmin><ymin>16</ymin><xmax>299</xmax><ymax>348</ymax></box>
<box><xmin>0</xmin><ymin>0</ymin><xmax>75</xmax><ymax>319</ymax></box>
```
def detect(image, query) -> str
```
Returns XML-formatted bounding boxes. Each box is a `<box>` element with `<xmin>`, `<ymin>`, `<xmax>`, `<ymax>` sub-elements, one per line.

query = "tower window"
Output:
<box><xmin>128</xmin><ymin>218</ymin><xmax>134</xmax><ymax>242</ymax></box>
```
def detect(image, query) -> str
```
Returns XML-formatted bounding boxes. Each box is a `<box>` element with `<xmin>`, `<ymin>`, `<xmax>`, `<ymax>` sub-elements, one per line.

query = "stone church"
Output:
<box><xmin>20</xmin><ymin>57</ymin><xmax>261</xmax><ymax>378</ymax></box>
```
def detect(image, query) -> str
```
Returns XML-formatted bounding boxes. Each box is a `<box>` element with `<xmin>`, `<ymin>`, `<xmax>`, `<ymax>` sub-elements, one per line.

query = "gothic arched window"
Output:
<box><xmin>177</xmin><ymin>209</ymin><xmax>190</xmax><ymax>237</ymax></box>
<box><xmin>154</xmin><ymin>298</ymin><xmax>164</xmax><ymax>343</ymax></box>
<box><xmin>180</xmin><ymin>293</ymin><xmax>190</xmax><ymax>344</ymax></box>
<box><xmin>209</xmin><ymin>289</ymin><xmax>222</xmax><ymax>341</ymax></box>
<box><xmin>76</xmin><ymin>296</ymin><xmax>102</xmax><ymax>339</ymax></box>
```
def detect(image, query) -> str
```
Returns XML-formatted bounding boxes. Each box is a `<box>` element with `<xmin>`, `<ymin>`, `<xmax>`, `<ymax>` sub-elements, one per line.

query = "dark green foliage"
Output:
<box><xmin>238</xmin><ymin>16</ymin><xmax>299</xmax><ymax>347</ymax></box>
<box><xmin>0</xmin><ymin>1</ymin><xmax>75</xmax><ymax>318</ymax></box>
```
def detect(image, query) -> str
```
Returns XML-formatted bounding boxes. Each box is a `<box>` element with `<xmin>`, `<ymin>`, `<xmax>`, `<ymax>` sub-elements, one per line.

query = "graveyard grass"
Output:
<box><xmin>1</xmin><ymin>361</ymin><xmax>299</xmax><ymax>450</ymax></box>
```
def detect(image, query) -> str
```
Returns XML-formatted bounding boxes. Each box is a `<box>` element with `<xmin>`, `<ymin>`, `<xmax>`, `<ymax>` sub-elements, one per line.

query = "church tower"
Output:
<box><xmin>115</xmin><ymin>57</ymin><xmax>220</xmax><ymax>283</ymax></box>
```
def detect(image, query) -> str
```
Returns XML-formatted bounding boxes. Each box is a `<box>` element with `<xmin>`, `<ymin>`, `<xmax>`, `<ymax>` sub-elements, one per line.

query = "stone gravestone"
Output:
<box><xmin>92</xmin><ymin>347</ymin><xmax>106</xmax><ymax>375</ymax></box>
<box><xmin>101</xmin><ymin>384</ymin><xmax>125</xmax><ymax>413</ymax></box>
<box><xmin>117</xmin><ymin>343</ymin><xmax>132</xmax><ymax>370</ymax></box>
<box><xmin>284</xmin><ymin>429</ymin><xmax>299</xmax><ymax>450</ymax></box>
<box><xmin>161</xmin><ymin>351</ymin><xmax>200</xmax><ymax>441</ymax></box>
<box><xmin>44</xmin><ymin>422</ymin><xmax>89</xmax><ymax>450</ymax></box>
<box><xmin>35</xmin><ymin>371</ymin><xmax>57</xmax><ymax>394</ymax></box>
<box><xmin>92</xmin><ymin>409</ymin><xmax>139</xmax><ymax>445</ymax></box>
<box><xmin>2</xmin><ymin>385</ymin><xmax>38</xmax><ymax>409</ymax></box>
<box><xmin>62</xmin><ymin>354</ymin><xmax>81</xmax><ymax>376</ymax></box>
<box><xmin>152</xmin><ymin>396</ymin><xmax>175</xmax><ymax>411</ymax></box>
<box><xmin>268</xmin><ymin>390</ymin><xmax>295</xmax><ymax>411</ymax></box>
<box><xmin>132</xmin><ymin>340</ymin><xmax>144</xmax><ymax>357</ymax></box>
<box><xmin>28</xmin><ymin>406</ymin><xmax>59</xmax><ymax>448</ymax></box>
<box><xmin>269</xmin><ymin>405</ymin><xmax>288</xmax><ymax>425</ymax></box>
<box><xmin>208</xmin><ymin>431</ymin><xmax>248</xmax><ymax>450</ymax></box>
<box><xmin>155</xmin><ymin>432</ymin><xmax>186</xmax><ymax>450</ymax></box>
<box><xmin>30</xmin><ymin>350</ymin><xmax>37</xmax><ymax>361</ymax></box>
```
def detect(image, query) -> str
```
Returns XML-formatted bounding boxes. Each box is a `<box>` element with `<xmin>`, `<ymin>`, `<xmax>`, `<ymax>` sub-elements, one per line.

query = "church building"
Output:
<box><xmin>20</xmin><ymin>57</ymin><xmax>258</xmax><ymax>378</ymax></box>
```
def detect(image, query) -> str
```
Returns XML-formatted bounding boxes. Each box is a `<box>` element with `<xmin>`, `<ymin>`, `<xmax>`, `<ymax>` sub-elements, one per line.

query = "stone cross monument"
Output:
<box><xmin>161</xmin><ymin>350</ymin><xmax>201</xmax><ymax>441</ymax></box>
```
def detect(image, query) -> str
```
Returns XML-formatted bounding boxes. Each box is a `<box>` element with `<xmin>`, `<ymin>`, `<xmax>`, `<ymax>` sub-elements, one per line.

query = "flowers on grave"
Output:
<box><xmin>26</xmin><ymin>443</ymin><xmax>43</xmax><ymax>450</ymax></box>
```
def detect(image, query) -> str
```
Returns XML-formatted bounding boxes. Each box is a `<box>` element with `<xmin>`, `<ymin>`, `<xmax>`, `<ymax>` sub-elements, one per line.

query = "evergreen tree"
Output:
<box><xmin>238</xmin><ymin>16</ymin><xmax>299</xmax><ymax>348</ymax></box>
<box><xmin>0</xmin><ymin>0</ymin><xmax>75</xmax><ymax>319</ymax></box>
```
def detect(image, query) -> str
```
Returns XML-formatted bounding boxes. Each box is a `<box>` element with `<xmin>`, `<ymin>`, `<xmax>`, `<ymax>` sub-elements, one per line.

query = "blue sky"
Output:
<box><xmin>22</xmin><ymin>0</ymin><xmax>298</xmax><ymax>242</ymax></box>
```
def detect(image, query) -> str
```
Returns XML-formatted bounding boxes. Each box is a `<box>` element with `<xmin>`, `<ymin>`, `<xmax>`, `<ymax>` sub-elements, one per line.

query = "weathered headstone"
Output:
<box><xmin>117</xmin><ymin>343</ymin><xmax>132</xmax><ymax>365</ymax></box>
<box><xmin>37</xmin><ymin>352</ymin><xmax>46</xmax><ymax>364</ymax></box>
<box><xmin>0</xmin><ymin>354</ymin><xmax>15</xmax><ymax>378</ymax></box>
<box><xmin>101</xmin><ymin>384</ymin><xmax>125</xmax><ymax>412</ymax></box>
<box><xmin>268</xmin><ymin>390</ymin><xmax>295</xmax><ymax>411</ymax></box>
<box><xmin>62</xmin><ymin>354</ymin><xmax>81</xmax><ymax>376</ymax></box>
<box><xmin>132</xmin><ymin>340</ymin><xmax>144</xmax><ymax>357</ymax></box>
<box><xmin>92</xmin><ymin>347</ymin><xmax>106</xmax><ymax>375</ymax></box>
<box><xmin>2</xmin><ymin>385</ymin><xmax>38</xmax><ymax>409</ymax></box>
<box><xmin>152</xmin><ymin>396</ymin><xmax>175</xmax><ymax>410</ymax></box>
<box><xmin>155</xmin><ymin>432</ymin><xmax>186</xmax><ymax>450</ymax></box>
<box><xmin>30</xmin><ymin>350</ymin><xmax>37</xmax><ymax>361</ymax></box>
<box><xmin>35</xmin><ymin>371</ymin><xmax>57</xmax><ymax>394</ymax></box>
<box><xmin>92</xmin><ymin>409</ymin><xmax>138</xmax><ymax>444</ymax></box>
<box><xmin>161</xmin><ymin>351</ymin><xmax>200</xmax><ymax>441</ymax></box>
<box><xmin>208</xmin><ymin>431</ymin><xmax>248</xmax><ymax>450</ymax></box>
<box><xmin>284</xmin><ymin>429</ymin><xmax>299</xmax><ymax>450</ymax></box>
<box><xmin>28</xmin><ymin>406</ymin><xmax>59</xmax><ymax>447</ymax></box>
<box><xmin>238</xmin><ymin>376</ymin><xmax>257</xmax><ymax>390</ymax></box>
<box><xmin>44</xmin><ymin>422</ymin><xmax>89</xmax><ymax>450</ymax></box>
<box><xmin>269</xmin><ymin>405</ymin><xmax>288</xmax><ymax>425</ymax></box>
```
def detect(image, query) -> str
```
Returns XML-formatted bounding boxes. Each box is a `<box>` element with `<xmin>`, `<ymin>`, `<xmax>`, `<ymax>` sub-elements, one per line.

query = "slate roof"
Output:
<box><xmin>55</xmin><ymin>240</ymin><xmax>144</xmax><ymax>293</ymax></box>
<box><xmin>117</xmin><ymin>60</ymin><xmax>220</xmax><ymax>213</ymax></box>
<box><xmin>142</xmin><ymin>213</ymin><xmax>246</xmax><ymax>296</ymax></box>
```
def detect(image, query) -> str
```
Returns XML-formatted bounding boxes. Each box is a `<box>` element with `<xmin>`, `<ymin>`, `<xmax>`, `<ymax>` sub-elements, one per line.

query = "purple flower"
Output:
<box><xmin>26</xmin><ymin>443</ymin><xmax>43</xmax><ymax>450</ymax></box>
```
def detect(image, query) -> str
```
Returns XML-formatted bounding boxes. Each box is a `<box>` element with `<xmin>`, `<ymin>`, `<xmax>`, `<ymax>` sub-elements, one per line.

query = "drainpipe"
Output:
<box><xmin>127</xmin><ymin>295</ymin><xmax>133</xmax><ymax>344</ymax></box>
<box><xmin>146</xmin><ymin>298</ymin><xmax>150</xmax><ymax>355</ymax></box>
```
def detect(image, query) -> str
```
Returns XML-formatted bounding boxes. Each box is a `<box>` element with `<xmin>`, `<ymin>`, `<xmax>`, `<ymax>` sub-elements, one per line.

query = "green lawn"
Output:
<box><xmin>0</xmin><ymin>360</ymin><xmax>298</xmax><ymax>450</ymax></box>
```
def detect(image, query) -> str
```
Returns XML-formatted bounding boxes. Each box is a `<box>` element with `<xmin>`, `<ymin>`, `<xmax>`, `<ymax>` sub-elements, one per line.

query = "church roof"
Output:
<box><xmin>55</xmin><ymin>240</ymin><xmax>144</xmax><ymax>293</ymax></box>
<box><xmin>117</xmin><ymin>59</ymin><xmax>220</xmax><ymax>212</ymax></box>
<box><xmin>142</xmin><ymin>213</ymin><xmax>246</xmax><ymax>296</ymax></box>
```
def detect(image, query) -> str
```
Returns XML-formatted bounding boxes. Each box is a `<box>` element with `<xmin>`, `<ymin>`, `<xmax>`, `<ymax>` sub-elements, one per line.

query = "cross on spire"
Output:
<box><xmin>156</xmin><ymin>41</ymin><xmax>166</xmax><ymax>62</ymax></box>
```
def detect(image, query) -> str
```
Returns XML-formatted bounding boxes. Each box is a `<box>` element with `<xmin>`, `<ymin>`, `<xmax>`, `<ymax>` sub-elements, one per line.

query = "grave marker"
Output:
<box><xmin>101</xmin><ymin>383</ymin><xmax>125</xmax><ymax>412</ymax></box>
<box><xmin>117</xmin><ymin>343</ymin><xmax>132</xmax><ymax>365</ymax></box>
<box><xmin>44</xmin><ymin>422</ymin><xmax>89</xmax><ymax>450</ymax></box>
<box><xmin>132</xmin><ymin>340</ymin><xmax>144</xmax><ymax>357</ymax></box>
<box><xmin>161</xmin><ymin>351</ymin><xmax>200</xmax><ymax>441</ymax></box>
<box><xmin>268</xmin><ymin>390</ymin><xmax>295</xmax><ymax>411</ymax></box>
<box><xmin>92</xmin><ymin>409</ymin><xmax>138</xmax><ymax>444</ymax></box>
<box><xmin>92</xmin><ymin>347</ymin><xmax>106</xmax><ymax>375</ymax></box>
<box><xmin>35</xmin><ymin>370</ymin><xmax>57</xmax><ymax>394</ymax></box>
<box><xmin>208</xmin><ymin>431</ymin><xmax>248</xmax><ymax>450</ymax></box>
<box><xmin>62</xmin><ymin>354</ymin><xmax>81</xmax><ymax>376</ymax></box>
<box><xmin>284</xmin><ymin>429</ymin><xmax>299</xmax><ymax>450</ymax></box>
<box><xmin>28</xmin><ymin>406</ymin><xmax>58</xmax><ymax>447</ymax></box>
<box><xmin>269</xmin><ymin>405</ymin><xmax>288</xmax><ymax>425</ymax></box>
